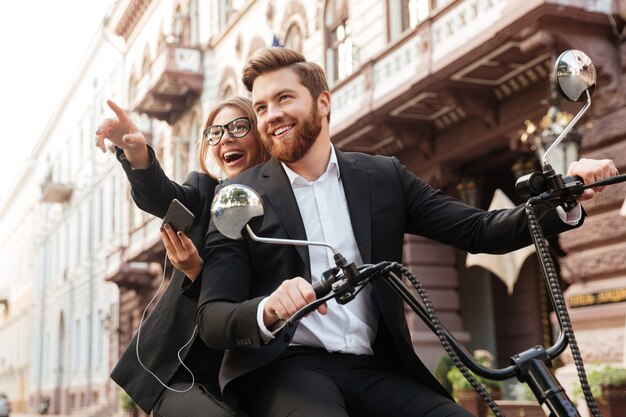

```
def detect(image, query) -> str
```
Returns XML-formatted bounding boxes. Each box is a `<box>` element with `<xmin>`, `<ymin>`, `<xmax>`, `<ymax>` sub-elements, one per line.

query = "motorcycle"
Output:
<box><xmin>210</xmin><ymin>50</ymin><xmax>626</xmax><ymax>417</ymax></box>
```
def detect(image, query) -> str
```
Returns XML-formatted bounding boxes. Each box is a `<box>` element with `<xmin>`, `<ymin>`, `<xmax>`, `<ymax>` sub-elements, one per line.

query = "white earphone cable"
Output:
<box><xmin>134</xmin><ymin>252</ymin><xmax>197</xmax><ymax>392</ymax></box>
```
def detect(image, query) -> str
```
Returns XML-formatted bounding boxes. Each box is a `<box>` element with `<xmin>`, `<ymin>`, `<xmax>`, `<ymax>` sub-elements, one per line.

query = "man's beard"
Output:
<box><xmin>262</xmin><ymin>105</ymin><xmax>322</xmax><ymax>164</ymax></box>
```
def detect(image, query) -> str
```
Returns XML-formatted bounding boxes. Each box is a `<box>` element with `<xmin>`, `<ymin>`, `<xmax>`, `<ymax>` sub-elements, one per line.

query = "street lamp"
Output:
<box><xmin>517</xmin><ymin>99</ymin><xmax>581</xmax><ymax>177</ymax></box>
<box><xmin>456</xmin><ymin>176</ymin><xmax>481</xmax><ymax>207</ymax></box>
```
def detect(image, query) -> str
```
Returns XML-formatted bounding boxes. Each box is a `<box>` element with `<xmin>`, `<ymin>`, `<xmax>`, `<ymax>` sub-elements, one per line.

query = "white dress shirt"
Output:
<box><xmin>258</xmin><ymin>146</ymin><xmax>379</xmax><ymax>355</ymax></box>
<box><xmin>256</xmin><ymin>146</ymin><xmax>582</xmax><ymax>353</ymax></box>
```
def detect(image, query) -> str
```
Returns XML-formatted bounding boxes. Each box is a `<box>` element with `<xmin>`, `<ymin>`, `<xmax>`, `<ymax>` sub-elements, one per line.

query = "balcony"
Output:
<box><xmin>40</xmin><ymin>172</ymin><xmax>73</xmax><ymax>204</ymax></box>
<box><xmin>330</xmin><ymin>0</ymin><xmax>614</xmax><ymax>158</ymax></box>
<box><xmin>132</xmin><ymin>43</ymin><xmax>203</xmax><ymax>123</ymax></box>
<box><xmin>106</xmin><ymin>261</ymin><xmax>158</xmax><ymax>290</ymax></box>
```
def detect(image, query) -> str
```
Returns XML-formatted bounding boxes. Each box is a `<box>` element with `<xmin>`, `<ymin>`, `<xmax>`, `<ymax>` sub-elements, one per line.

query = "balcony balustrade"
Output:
<box><xmin>40</xmin><ymin>172</ymin><xmax>73</xmax><ymax>204</ymax></box>
<box><xmin>132</xmin><ymin>43</ymin><xmax>203</xmax><ymax>123</ymax></box>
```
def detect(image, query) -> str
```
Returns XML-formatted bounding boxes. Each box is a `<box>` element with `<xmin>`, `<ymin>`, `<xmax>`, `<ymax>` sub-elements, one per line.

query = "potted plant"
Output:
<box><xmin>119</xmin><ymin>390</ymin><xmax>138</xmax><ymax>417</ymax></box>
<box><xmin>496</xmin><ymin>382</ymin><xmax>545</xmax><ymax>417</ymax></box>
<box><xmin>572</xmin><ymin>364</ymin><xmax>626</xmax><ymax>417</ymax></box>
<box><xmin>446</xmin><ymin>350</ymin><xmax>504</xmax><ymax>416</ymax></box>
<box><xmin>434</xmin><ymin>354</ymin><xmax>454</xmax><ymax>394</ymax></box>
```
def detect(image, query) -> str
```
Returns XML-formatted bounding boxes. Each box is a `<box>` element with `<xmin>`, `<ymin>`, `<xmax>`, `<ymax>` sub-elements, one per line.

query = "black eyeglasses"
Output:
<box><xmin>203</xmin><ymin>117</ymin><xmax>252</xmax><ymax>146</ymax></box>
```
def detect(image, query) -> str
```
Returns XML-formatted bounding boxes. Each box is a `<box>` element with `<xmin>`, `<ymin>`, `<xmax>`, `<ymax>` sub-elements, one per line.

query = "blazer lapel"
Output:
<box><xmin>337</xmin><ymin>151</ymin><xmax>372</xmax><ymax>263</ymax></box>
<box><xmin>258</xmin><ymin>159</ymin><xmax>311</xmax><ymax>273</ymax></box>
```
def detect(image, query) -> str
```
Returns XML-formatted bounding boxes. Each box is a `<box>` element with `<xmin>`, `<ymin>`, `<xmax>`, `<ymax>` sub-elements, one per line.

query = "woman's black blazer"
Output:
<box><xmin>110</xmin><ymin>146</ymin><xmax>219</xmax><ymax>413</ymax></box>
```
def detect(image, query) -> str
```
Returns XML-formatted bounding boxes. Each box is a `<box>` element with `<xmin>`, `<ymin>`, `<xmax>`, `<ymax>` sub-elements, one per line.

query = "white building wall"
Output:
<box><xmin>24</xmin><ymin>25</ymin><xmax>125</xmax><ymax>409</ymax></box>
<box><xmin>0</xmin><ymin>0</ymin><xmax>477</xmax><ymax>413</ymax></box>
<box><xmin>0</xmin><ymin>162</ymin><xmax>39</xmax><ymax>411</ymax></box>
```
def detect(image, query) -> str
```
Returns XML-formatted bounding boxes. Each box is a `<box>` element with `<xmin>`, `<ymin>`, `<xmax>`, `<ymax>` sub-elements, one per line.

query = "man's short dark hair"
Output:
<box><xmin>242</xmin><ymin>47</ymin><xmax>331</xmax><ymax>121</ymax></box>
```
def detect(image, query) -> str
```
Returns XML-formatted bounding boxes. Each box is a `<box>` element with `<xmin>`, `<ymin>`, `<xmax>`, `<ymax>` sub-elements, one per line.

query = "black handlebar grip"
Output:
<box><xmin>313</xmin><ymin>267</ymin><xmax>340</xmax><ymax>298</ymax></box>
<box><xmin>312</xmin><ymin>280</ymin><xmax>332</xmax><ymax>298</ymax></box>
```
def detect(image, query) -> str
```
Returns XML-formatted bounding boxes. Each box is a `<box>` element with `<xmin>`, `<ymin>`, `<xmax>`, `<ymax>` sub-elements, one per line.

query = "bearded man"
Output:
<box><xmin>196</xmin><ymin>47</ymin><xmax>617</xmax><ymax>417</ymax></box>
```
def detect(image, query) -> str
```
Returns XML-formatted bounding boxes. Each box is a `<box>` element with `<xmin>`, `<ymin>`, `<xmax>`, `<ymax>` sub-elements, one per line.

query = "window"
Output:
<box><xmin>325</xmin><ymin>0</ymin><xmax>354</xmax><ymax>84</ymax></box>
<box><xmin>128</xmin><ymin>73</ymin><xmax>138</xmax><ymax>107</ymax></box>
<box><xmin>220</xmin><ymin>0</ymin><xmax>246</xmax><ymax>29</ymax></box>
<box><xmin>173</xmin><ymin>127</ymin><xmax>189</xmax><ymax>182</ymax></box>
<box><xmin>171</xmin><ymin>4</ymin><xmax>191</xmax><ymax>44</ymax></box>
<box><xmin>74</xmin><ymin>319</ymin><xmax>81</xmax><ymax>372</ymax></box>
<box><xmin>405</xmin><ymin>0</ymin><xmax>430</xmax><ymax>29</ymax></box>
<box><xmin>389</xmin><ymin>0</ymin><xmax>431</xmax><ymax>41</ymax></box>
<box><xmin>189</xmin><ymin>0</ymin><xmax>199</xmax><ymax>45</ymax></box>
<box><xmin>220</xmin><ymin>85</ymin><xmax>234</xmax><ymax>100</ymax></box>
<box><xmin>95</xmin><ymin>188</ymin><xmax>103</xmax><ymax>246</ymax></box>
<box><xmin>284</xmin><ymin>23</ymin><xmax>303</xmax><ymax>53</ymax></box>
<box><xmin>110</xmin><ymin>176</ymin><xmax>117</xmax><ymax>237</ymax></box>
<box><xmin>141</xmin><ymin>46</ymin><xmax>151</xmax><ymax>75</ymax></box>
<box><xmin>188</xmin><ymin>114</ymin><xmax>200</xmax><ymax>172</ymax></box>
<box><xmin>96</xmin><ymin>310</ymin><xmax>103</xmax><ymax>367</ymax></box>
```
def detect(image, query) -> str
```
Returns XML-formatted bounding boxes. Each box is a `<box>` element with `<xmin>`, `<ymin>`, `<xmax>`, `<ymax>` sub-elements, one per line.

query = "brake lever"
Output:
<box><xmin>277</xmin><ymin>263</ymin><xmax>388</xmax><ymax>333</ymax></box>
<box><xmin>266</xmin><ymin>293</ymin><xmax>333</xmax><ymax>337</ymax></box>
<box><xmin>286</xmin><ymin>291</ymin><xmax>339</xmax><ymax>328</ymax></box>
<box><xmin>583</xmin><ymin>173</ymin><xmax>626</xmax><ymax>189</ymax></box>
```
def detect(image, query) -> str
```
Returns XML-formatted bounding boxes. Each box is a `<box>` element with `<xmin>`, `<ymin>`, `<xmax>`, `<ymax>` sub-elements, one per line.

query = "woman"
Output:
<box><xmin>95</xmin><ymin>97</ymin><xmax>269</xmax><ymax>417</ymax></box>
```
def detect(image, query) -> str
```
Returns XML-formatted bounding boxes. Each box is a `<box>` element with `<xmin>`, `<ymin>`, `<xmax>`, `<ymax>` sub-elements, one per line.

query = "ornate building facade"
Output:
<box><xmin>0</xmin><ymin>0</ymin><xmax>623</xmax><ymax>415</ymax></box>
<box><xmin>101</xmin><ymin>0</ymin><xmax>626</xmax><ymax>411</ymax></box>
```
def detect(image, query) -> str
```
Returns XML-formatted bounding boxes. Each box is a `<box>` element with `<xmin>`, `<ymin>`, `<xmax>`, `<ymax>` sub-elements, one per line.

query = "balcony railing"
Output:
<box><xmin>330</xmin><ymin>0</ymin><xmax>610</xmax><ymax>151</ymax></box>
<box><xmin>132</xmin><ymin>43</ymin><xmax>203</xmax><ymax>123</ymax></box>
<box><xmin>40</xmin><ymin>172</ymin><xmax>73</xmax><ymax>204</ymax></box>
<box><xmin>106</xmin><ymin>261</ymin><xmax>157</xmax><ymax>290</ymax></box>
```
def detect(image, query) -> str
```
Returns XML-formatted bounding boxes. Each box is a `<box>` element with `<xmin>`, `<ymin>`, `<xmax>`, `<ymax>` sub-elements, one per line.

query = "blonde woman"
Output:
<box><xmin>96</xmin><ymin>97</ymin><xmax>269</xmax><ymax>417</ymax></box>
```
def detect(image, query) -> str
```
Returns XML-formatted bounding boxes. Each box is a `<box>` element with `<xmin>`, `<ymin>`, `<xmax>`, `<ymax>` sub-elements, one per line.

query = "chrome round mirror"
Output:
<box><xmin>211</xmin><ymin>184</ymin><xmax>264</xmax><ymax>239</ymax></box>
<box><xmin>554</xmin><ymin>50</ymin><xmax>596</xmax><ymax>102</ymax></box>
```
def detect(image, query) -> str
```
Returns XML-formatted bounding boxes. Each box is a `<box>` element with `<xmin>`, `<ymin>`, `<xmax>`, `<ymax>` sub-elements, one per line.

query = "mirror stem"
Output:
<box><xmin>245</xmin><ymin>224</ymin><xmax>340</xmax><ymax>255</ymax></box>
<box><xmin>542</xmin><ymin>90</ymin><xmax>591</xmax><ymax>168</ymax></box>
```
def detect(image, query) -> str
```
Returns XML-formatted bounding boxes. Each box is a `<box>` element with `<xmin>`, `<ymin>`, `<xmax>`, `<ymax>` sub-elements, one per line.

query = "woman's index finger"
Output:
<box><xmin>106</xmin><ymin>99</ymin><xmax>131</xmax><ymax>122</ymax></box>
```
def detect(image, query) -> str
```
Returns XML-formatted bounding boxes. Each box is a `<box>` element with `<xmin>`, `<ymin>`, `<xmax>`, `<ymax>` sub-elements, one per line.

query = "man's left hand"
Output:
<box><xmin>567</xmin><ymin>158</ymin><xmax>619</xmax><ymax>201</ymax></box>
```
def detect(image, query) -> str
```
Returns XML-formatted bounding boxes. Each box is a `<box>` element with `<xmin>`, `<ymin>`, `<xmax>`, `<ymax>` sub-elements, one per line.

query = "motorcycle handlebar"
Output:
<box><xmin>295</xmin><ymin>260</ymin><xmax>571</xmax><ymax>382</ymax></box>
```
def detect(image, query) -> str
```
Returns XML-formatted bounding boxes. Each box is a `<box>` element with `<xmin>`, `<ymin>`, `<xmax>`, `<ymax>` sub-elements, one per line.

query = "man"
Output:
<box><xmin>197</xmin><ymin>47</ymin><xmax>617</xmax><ymax>417</ymax></box>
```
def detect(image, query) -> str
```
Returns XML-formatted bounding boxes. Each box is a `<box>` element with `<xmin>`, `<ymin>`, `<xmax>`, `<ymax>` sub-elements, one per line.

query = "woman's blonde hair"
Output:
<box><xmin>197</xmin><ymin>96</ymin><xmax>270</xmax><ymax>178</ymax></box>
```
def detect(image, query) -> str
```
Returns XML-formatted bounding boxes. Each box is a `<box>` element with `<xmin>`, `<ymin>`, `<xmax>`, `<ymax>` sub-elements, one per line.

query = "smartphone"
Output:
<box><xmin>162</xmin><ymin>199</ymin><xmax>195</xmax><ymax>234</ymax></box>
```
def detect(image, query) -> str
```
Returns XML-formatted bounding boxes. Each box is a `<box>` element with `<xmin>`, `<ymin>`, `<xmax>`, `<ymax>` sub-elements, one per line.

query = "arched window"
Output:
<box><xmin>247</xmin><ymin>36</ymin><xmax>266</xmax><ymax>60</ymax></box>
<box><xmin>325</xmin><ymin>0</ymin><xmax>353</xmax><ymax>85</ymax></box>
<box><xmin>220</xmin><ymin>85</ymin><xmax>234</xmax><ymax>99</ymax></box>
<box><xmin>284</xmin><ymin>23</ymin><xmax>303</xmax><ymax>53</ymax></box>
<box><xmin>218</xmin><ymin>67</ymin><xmax>238</xmax><ymax>99</ymax></box>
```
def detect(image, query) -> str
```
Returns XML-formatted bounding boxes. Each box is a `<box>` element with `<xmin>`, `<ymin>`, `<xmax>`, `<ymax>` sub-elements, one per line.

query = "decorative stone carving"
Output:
<box><xmin>279</xmin><ymin>0</ymin><xmax>309</xmax><ymax>40</ymax></box>
<box><xmin>561</xmin><ymin>244</ymin><xmax>626</xmax><ymax>282</ymax></box>
<box><xmin>441</xmin><ymin>88</ymin><xmax>498</xmax><ymax>128</ymax></box>
<box><xmin>559</xmin><ymin>327</ymin><xmax>624</xmax><ymax>363</ymax></box>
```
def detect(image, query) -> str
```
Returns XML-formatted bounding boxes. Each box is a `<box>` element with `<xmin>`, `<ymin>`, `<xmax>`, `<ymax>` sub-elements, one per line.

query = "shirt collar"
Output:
<box><xmin>282</xmin><ymin>145</ymin><xmax>340</xmax><ymax>187</ymax></box>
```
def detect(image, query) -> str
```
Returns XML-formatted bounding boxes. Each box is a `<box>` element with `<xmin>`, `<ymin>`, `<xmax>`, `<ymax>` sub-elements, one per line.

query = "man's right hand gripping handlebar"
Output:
<box><xmin>262</xmin><ymin>262</ymin><xmax>387</xmax><ymax>333</ymax></box>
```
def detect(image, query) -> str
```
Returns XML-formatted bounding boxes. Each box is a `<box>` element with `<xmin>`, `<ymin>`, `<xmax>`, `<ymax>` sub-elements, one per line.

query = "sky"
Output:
<box><xmin>0</xmin><ymin>0</ymin><xmax>116</xmax><ymax>204</ymax></box>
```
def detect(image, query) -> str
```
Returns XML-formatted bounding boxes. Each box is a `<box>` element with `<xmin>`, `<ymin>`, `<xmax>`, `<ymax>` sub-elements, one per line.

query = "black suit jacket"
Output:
<box><xmin>197</xmin><ymin>150</ymin><xmax>581</xmax><ymax>397</ymax></box>
<box><xmin>110</xmin><ymin>147</ymin><xmax>220</xmax><ymax>413</ymax></box>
